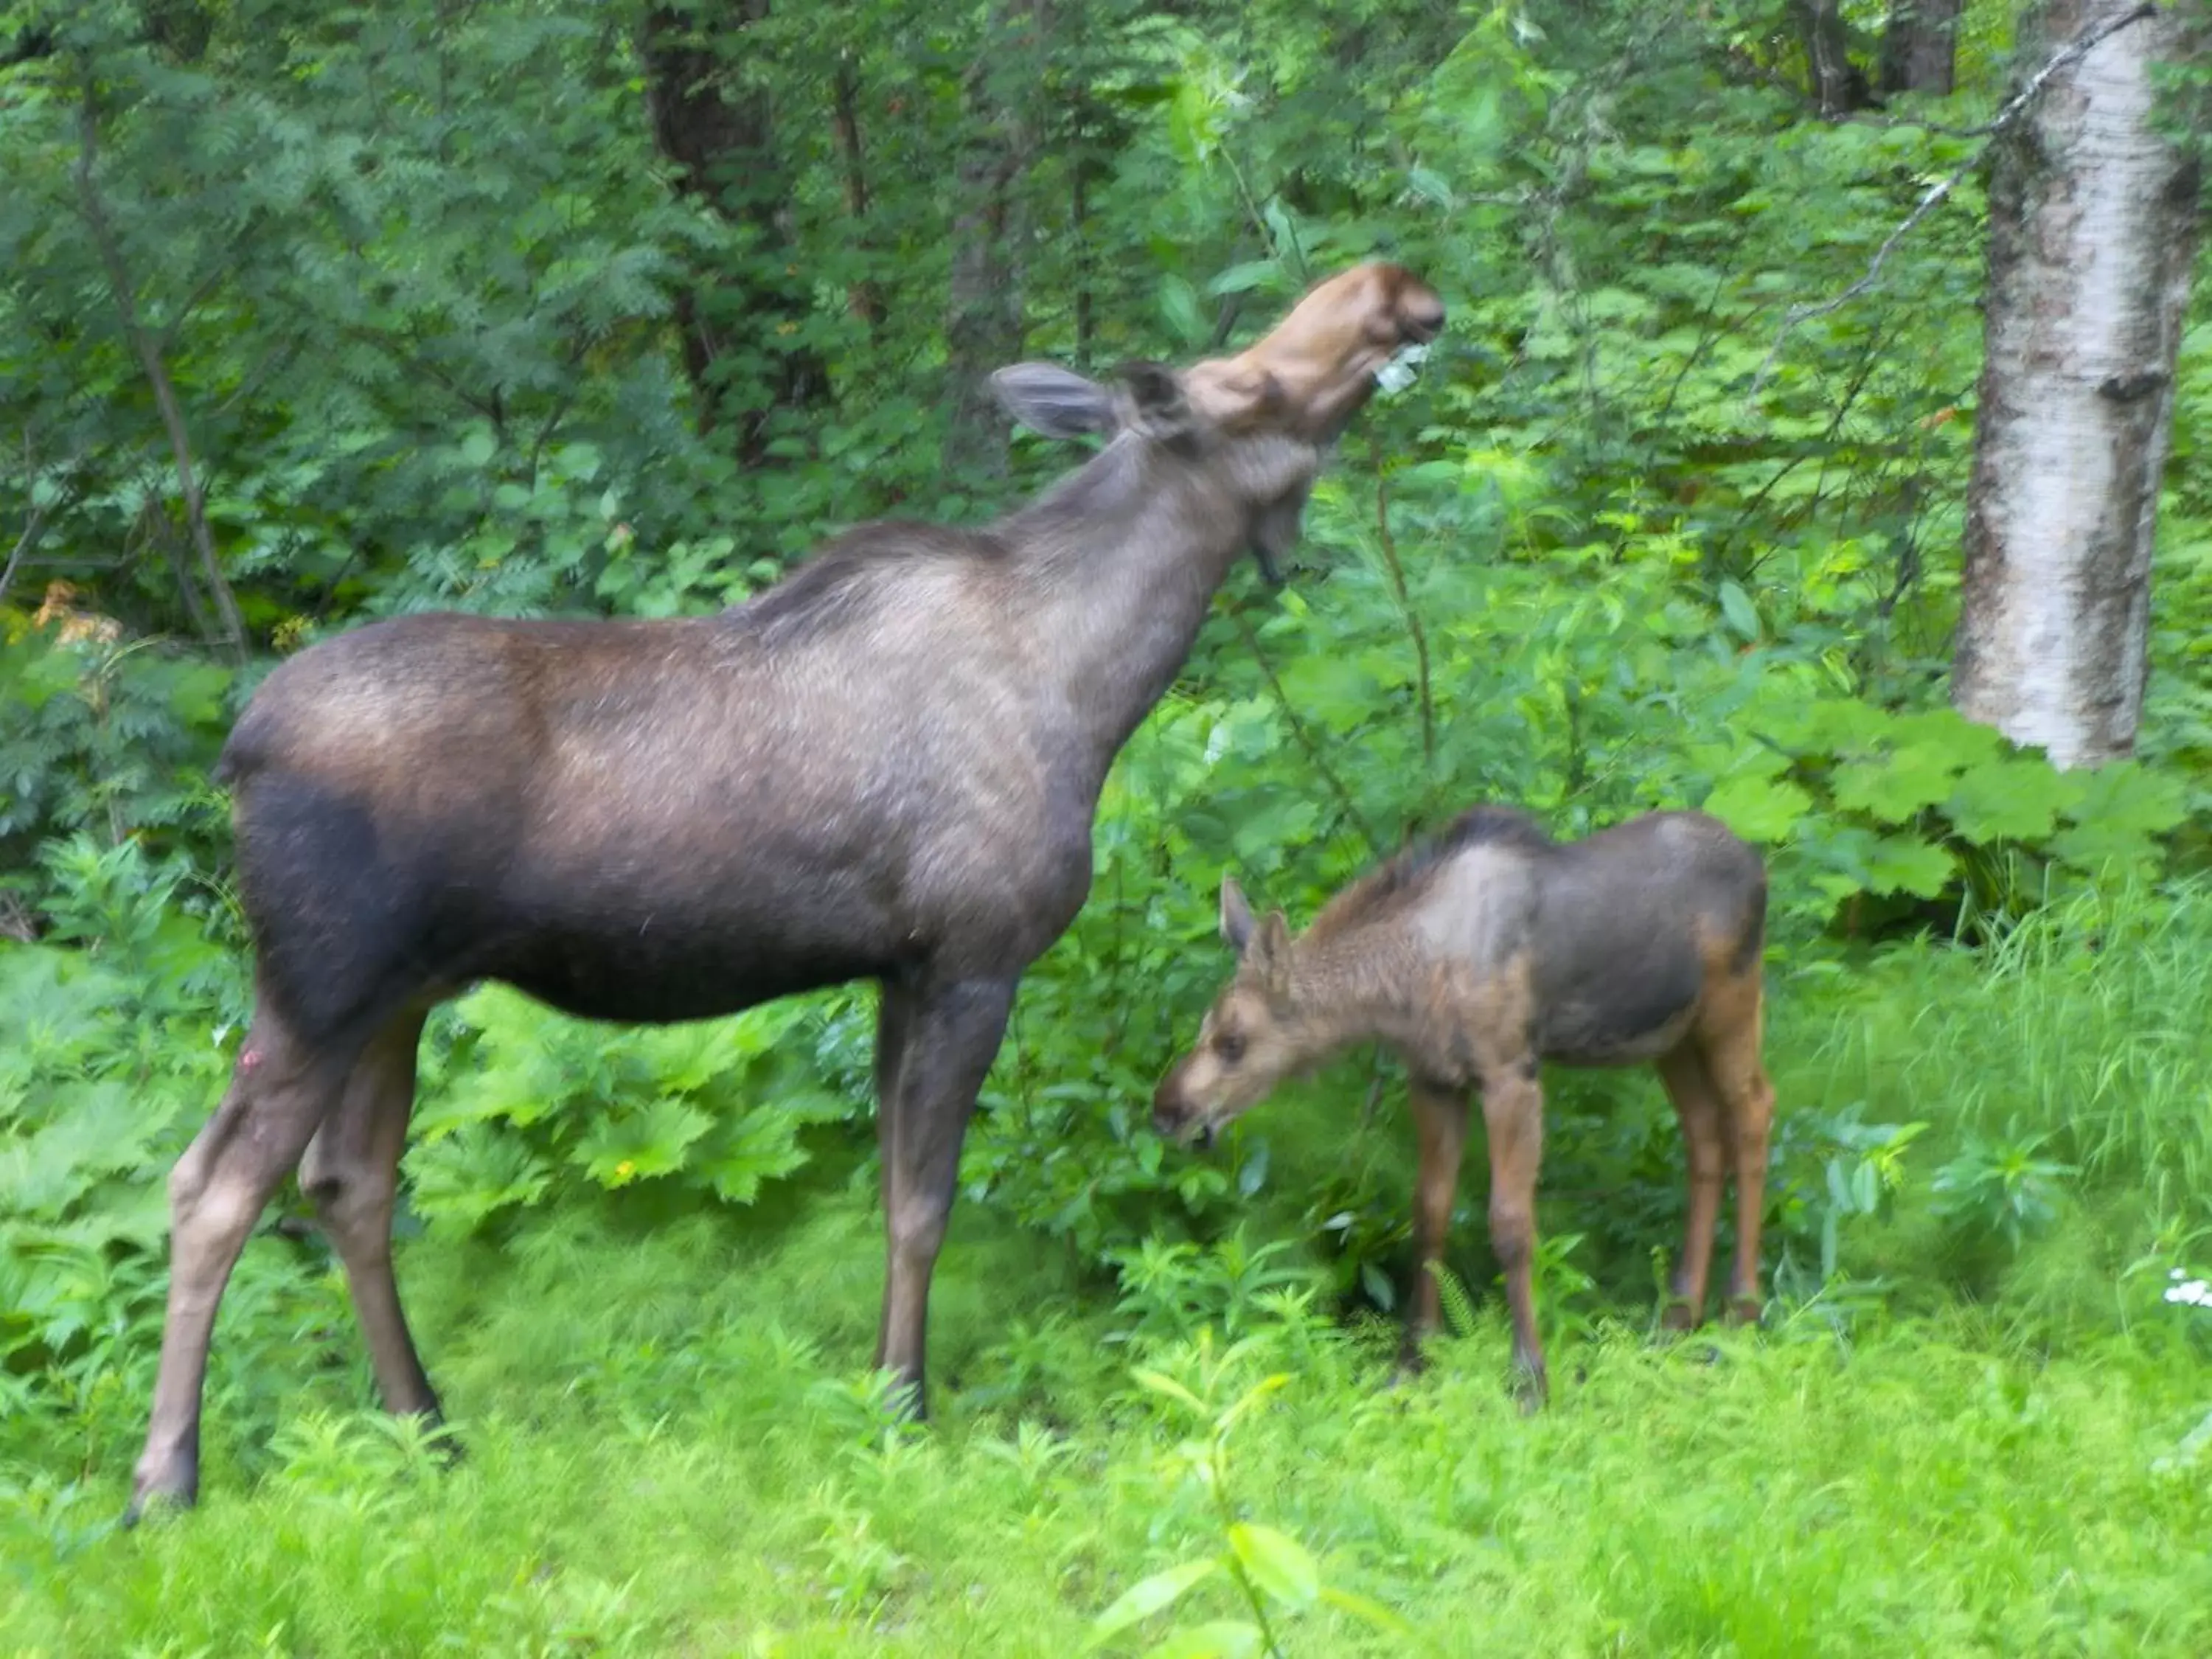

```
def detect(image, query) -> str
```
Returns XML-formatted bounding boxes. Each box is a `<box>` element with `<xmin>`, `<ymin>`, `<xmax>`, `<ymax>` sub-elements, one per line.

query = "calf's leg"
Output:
<box><xmin>1655</xmin><ymin>1044</ymin><xmax>1727</xmax><ymax>1331</ymax></box>
<box><xmin>296</xmin><ymin>1006</ymin><xmax>445</xmax><ymax>1429</ymax></box>
<box><xmin>872</xmin><ymin>971</ymin><xmax>1019</xmax><ymax>1418</ymax></box>
<box><xmin>1698</xmin><ymin>973</ymin><xmax>1776</xmax><ymax>1325</ymax></box>
<box><xmin>1478</xmin><ymin>1063</ymin><xmax>1548</xmax><ymax>1411</ymax></box>
<box><xmin>125</xmin><ymin>999</ymin><xmax>359</xmax><ymax>1523</ymax></box>
<box><xmin>1397</xmin><ymin>1077</ymin><xmax>1470</xmax><ymax>1375</ymax></box>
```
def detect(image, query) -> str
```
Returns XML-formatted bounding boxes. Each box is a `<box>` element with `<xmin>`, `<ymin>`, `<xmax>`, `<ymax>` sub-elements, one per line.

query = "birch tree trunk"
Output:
<box><xmin>1951</xmin><ymin>0</ymin><xmax>2204</xmax><ymax>768</ymax></box>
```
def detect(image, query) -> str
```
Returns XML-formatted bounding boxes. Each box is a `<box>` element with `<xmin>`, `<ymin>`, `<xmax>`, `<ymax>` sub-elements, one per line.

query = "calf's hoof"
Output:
<box><xmin>1725</xmin><ymin>1295</ymin><xmax>1764</xmax><ymax>1328</ymax></box>
<box><xmin>1656</xmin><ymin>1299</ymin><xmax>1703</xmax><ymax>1337</ymax></box>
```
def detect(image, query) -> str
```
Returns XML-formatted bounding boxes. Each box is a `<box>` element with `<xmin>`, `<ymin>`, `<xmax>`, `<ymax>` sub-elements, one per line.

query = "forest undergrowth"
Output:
<box><xmin>4</xmin><ymin>881</ymin><xmax>2210</xmax><ymax>1657</ymax></box>
<box><xmin>6</xmin><ymin>1</ymin><xmax>2212</xmax><ymax>1652</ymax></box>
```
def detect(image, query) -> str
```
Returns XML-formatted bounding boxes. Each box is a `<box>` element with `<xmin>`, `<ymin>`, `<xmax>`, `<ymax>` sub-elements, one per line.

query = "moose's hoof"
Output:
<box><xmin>1382</xmin><ymin>1345</ymin><xmax>1431</xmax><ymax>1393</ymax></box>
<box><xmin>1724</xmin><ymin>1295</ymin><xmax>1764</xmax><ymax>1329</ymax></box>
<box><xmin>419</xmin><ymin>1419</ymin><xmax>466</xmax><ymax>1470</ymax></box>
<box><xmin>1511</xmin><ymin>1369</ymin><xmax>1549</xmax><ymax>1416</ymax></box>
<box><xmin>1656</xmin><ymin>1301</ymin><xmax>1703</xmax><ymax>1337</ymax></box>
<box><xmin>120</xmin><ymin>1464</ymin><xmax>198</xmax><ymax>1530</ymax></box>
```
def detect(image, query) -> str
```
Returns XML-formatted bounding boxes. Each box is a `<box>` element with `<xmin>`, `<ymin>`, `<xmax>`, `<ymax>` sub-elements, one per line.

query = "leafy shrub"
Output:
<box><xmin>404</xmin><ymin>985</ymin><xmax>870</xmax><ymax>1234</ymax></box>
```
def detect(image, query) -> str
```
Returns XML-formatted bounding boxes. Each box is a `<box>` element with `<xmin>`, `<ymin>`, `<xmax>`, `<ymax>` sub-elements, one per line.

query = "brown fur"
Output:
<box><xmin>122</xmin><ymin>263</ymin><xmax>1447</xmax><ymax>1525</ymax></box>
<box><xmin>1154</xmin><ymin>807</ymin><xmax>1775</xmax><ymax>1408</ymax></box>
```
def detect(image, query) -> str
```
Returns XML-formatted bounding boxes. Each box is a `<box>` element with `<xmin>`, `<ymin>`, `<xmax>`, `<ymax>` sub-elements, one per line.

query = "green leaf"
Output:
<box><xmin>1888</xmin><ymin>708</ymin><xmax>2006</xmax><ymax>769</ymax></box>
<box><xmin>574</xmin><ymin>1097</ymin><xmax>713</xmax><ymax>1186</ymax></box>
<box><xmin>1360</xmin><ymin>1259</ymin><xmax>1396</xmax><ymax>1311</ymax></box>
<box><xmin>1130</xmin><ymin>1368</ymin><xmax>1210</xmax><ymax>1419</ymax></box>
<box><xmin>1861</xmin><ymin>834</ymin><xmax>1955</xmax><ymax>899</ymax></box>
<box><xmin>1141</xmin><ymin>1622</ymin><xmax>1262</xmax><ymax>1659</ymax></box>
<box><xmin>1090</xmin><ymin>1559</ymin><xmax>1219</xmax><ymax>1642</ymax></box>
<box><xmin>1206</xmin><ymin>261</ymin><xmax>1279</xmax><ymax>296</ymax></box>
<box><xmin>1944</xmin><ymin>758</ymin><xmax>2081</xmax><ymax>844</ymax></box>
<box><xmin>1318</xmin><ymin>1585</ymin><xmax>1419</xmax><ymax>1637</ymax></box>
<box><xmin>2060</xmin><ymin>761</ymin><xmax>2189</xmax><ymax>836</ymax></box>
<box><xmin>1831</xmin><ymin>742</ymin><xmax>1968</xmax><ymax>825</ymax></box>
<box><xmin>1703</xmin><ymin>775</ymin><xmax>1812</xmax><ymax>844</ymax></box>
<box><xmin>1237</xmin><ymin>1141</ymin><xmax>1270</xmax><ymax>1197</ymax></box>
<box><xmin>1717</xmin><ymin>580</ymin><xmax>1761</xmax><ymax>642</ymax></box>
<box><xmin>1406</xmin><ymin>166</ymin><xmax>1454</xmax><ymax>206</ymax></box>
<box><xmin>1161</xmin><ymin>274</ymin><xmax>1206</xmax><ymax>347</ymax></box>
<box><xmin>1227</xmin><ymin>1523</ymin><xmax>1318</xmax><ymax>1611</ymax></box>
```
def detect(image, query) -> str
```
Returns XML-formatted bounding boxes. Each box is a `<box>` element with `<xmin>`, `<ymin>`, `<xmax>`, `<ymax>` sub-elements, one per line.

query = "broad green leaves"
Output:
<box><xmin>406</xmin><ymin>986</ymin><xmax>863</xmax><ymax>1231</ymax></box>
<box><xmin>1700</xmin><ymin>690</ymin><xmax>2191</xmax><ymax>927</ymax></box>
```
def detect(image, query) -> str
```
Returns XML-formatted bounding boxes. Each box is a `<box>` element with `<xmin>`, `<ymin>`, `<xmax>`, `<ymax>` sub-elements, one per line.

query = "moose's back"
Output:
<box><xmin>218</xmin><ymin>587</ymin><xmax>1075</xmax><ymax>1034</ymax></box>
<box><xmin>1525</xmin><ymin>811</ymin><xmax>1767</xmax><ymax>1066</ymax></box>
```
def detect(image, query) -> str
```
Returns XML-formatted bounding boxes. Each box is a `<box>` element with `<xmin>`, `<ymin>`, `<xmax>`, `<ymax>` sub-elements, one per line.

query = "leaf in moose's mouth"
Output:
<box><xmin>1374</xmin><ymin>341</ymin><xmax>1430</xmax><ymax>395</ymax></box>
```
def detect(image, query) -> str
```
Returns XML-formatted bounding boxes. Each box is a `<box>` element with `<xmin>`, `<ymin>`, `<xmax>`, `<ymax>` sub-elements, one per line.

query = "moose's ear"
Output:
<box><xmin>1220</xmin><ymin>876</ymin><xmax>1256</xmax><ymax>953</ymax></box>
<box><xmin>990</xmin><ymin>364</ymin><xmax>1115</xmax><ymax>439</ymax></box>
<box><xmin>1251</xmin><ymin>910</ymin><xmax>1293</xmax><ymax>995</ymax></box>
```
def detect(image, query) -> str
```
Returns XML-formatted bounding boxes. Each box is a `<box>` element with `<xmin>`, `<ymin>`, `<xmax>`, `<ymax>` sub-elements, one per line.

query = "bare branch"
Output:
<box><xmin>0</xmin><ymin>498</ymin><xmax>52</xmax><ymax>610</ymax></box>
<box><xmin>1228</xmin><ymin>599</ymin><xmax>1382</xmax><ymax>857</ymax></box>
<box><xmin>1748</xmin><ymin>3</ymin><xmax>2160</xmax><ymax>401</ymax></box>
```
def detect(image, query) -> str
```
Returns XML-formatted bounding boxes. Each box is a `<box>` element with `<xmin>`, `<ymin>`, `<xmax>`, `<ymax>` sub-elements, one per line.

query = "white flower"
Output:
<box><xmin>2166</xmin><ymin>1273</ymin><xmax>2212</xmax><ymax>1309</ymax></box>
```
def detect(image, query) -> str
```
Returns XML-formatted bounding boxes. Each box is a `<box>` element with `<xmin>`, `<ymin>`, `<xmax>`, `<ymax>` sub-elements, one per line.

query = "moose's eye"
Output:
<box><xmin>1214</xmin><ymin>1031</ymin><xmax>1246</xmax><ymax>1065</ymax></box>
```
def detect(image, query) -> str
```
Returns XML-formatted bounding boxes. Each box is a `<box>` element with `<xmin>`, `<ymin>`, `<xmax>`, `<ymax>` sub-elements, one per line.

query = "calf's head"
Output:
<box><xmin>990</xmin><ymin>261</ymin><xmax>1446</xmax><ymax>582</ymax></box>
<box><xmin>1152</xmin><ymin>877</ymin><xmax>1313</xmax><ymax>1147</ymax></box>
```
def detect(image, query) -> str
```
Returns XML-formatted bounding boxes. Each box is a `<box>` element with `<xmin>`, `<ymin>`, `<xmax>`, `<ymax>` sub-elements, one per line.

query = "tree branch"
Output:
<box><xmin>1366</xmin><ymin>434</ymin><xmax>1435</xmax><ymax>782</ymax></box>
<box><xmin>1228</xmin><ymin>600</ymin><xmax>1382</xmax><ymax>857</ymax></box>
<box><xmin>74</xmin><ymin>74</ymin><xmax>246</xmax><ymax>661</ymax></box>
<box><xmin>0</xmin><ymin>497</ymin><xmax>52</xmax><ymax>610</ymax></box>
<box><xmin>1747</xmin><ymin>3</ymin><xmax>2160</xmax><ymax>401</ymax></box>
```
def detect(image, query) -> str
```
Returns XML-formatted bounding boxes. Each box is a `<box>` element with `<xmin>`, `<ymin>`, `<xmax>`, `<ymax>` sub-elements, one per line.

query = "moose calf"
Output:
<box><xmin>1152</xmin><ymin>807</ymin><xmax>1775</xmax><ymax>1407</ymax></box>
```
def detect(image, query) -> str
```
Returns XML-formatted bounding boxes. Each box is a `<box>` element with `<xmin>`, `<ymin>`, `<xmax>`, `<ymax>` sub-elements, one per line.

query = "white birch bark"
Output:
<box><xmin>1952</xmin><ymin>0</ymin><xmax>2204</xmax><ymax>768</ymax></box>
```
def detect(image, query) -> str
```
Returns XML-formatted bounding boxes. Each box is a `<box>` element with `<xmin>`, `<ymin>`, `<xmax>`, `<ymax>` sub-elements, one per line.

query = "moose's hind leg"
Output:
<box><xmin>297</xmin><ymin>1006</ymin><xmax>447</xmax><ymax>1432</ymax></box>
<box><xmin>125</xmin><ymin>1000</ymin><xmax>358</xmax><ymax>1525</ymax></box>
<box><xmin>1477</xmin><ymin>1062</ymin><xmax>1548</xmax><ymax>1413</ymax></box>
<box><xmin>1697</xmin><ymin>970</ymin><xmax>1775</xmax><ymax>1326</ymax></box>
<box><xmin>1655</xmin><ymin>1044</ymin><xmax>1727</xmax><ymax>1332</ymax></box>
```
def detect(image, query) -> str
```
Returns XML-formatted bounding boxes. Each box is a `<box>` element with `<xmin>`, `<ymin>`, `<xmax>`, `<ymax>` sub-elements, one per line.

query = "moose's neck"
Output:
<box><xmin>1279</xmin><ymin>922</ymin><xmax>1439</xmax><ymax>1074</ymax></box>
<box><xmin>1010</xmin><ymin>437</ymin><xmax>1301</xmax><ymax>779</ymax></box>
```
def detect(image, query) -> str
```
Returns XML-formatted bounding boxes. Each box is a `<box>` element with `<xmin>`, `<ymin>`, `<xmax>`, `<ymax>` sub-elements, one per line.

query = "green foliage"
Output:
<box><xmin>1</xmin><ymin>4</ymin><xmax>2210</xmax><ymax>1627</ymax></box>
<box><xmin>1689</xmin><ymin>691</ymin><xmax>2192</xmax><ymax>930</ymax></box>
<box><xmin>5</xmin><ymin>1205</ymin><xmax>2209</xmax><ymax>1655</ymax></box>
<box><xmin>1091</xmin><ymin>1337</ymin><xmax>1428</xmax><ymax>1658</ymax></box>
<box><xmin>0</xmin><ymin>623</ymin><xmax>236</xmax><ymax>880</ymax></box>
<box><xmin>405</xmin><ymin>986</ymin><xmax>864</xmax><ymax>1234</ymax></box>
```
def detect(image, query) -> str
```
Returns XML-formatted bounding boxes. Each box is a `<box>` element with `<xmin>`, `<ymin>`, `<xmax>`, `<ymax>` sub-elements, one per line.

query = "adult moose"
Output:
<box><xmin>124</xmin><ymin>262</ymin><xmax>1445</xmax><ymax>1522</ymax></box>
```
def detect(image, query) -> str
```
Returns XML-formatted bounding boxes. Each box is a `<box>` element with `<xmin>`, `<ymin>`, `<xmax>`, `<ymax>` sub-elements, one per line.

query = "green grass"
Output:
<box><xmin>5</xmin><ymin>883</ymin><xmax>2210</xmax><ymax>1656</ymax></box>
<box><xmin>5</xmin><ymin>1202</ymin><xmax>2210</xmax><ymax>1656</ymax></box>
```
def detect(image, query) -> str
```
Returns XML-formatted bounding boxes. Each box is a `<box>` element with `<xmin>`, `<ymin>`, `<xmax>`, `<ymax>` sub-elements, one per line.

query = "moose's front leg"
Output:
<box><xmin>872</xmin><ymin>971</ymin><xmax>1018</xmax><ymax>1419</ymax></box>
<box><xmin>1478</xmin><ymin>1062</ymin><xmax>1548</xmax><ymax>1412</ymax></box>
<box><xmin>1398</xmin><ymin>1077</ymin><xmax>1470</xmax><ymax>1378</ymax></box>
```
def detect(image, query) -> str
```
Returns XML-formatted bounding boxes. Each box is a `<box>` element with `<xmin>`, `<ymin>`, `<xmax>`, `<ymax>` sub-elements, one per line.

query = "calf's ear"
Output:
<box><xmin>1251</xmin><ymin>911</ymin><xmax>1293</xmax><ymax>996</ymax></box>
<box><xmin>1220</xmin><ymin>876</ymin><xmax>1256</xmax><ymax>953</ymax></box>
